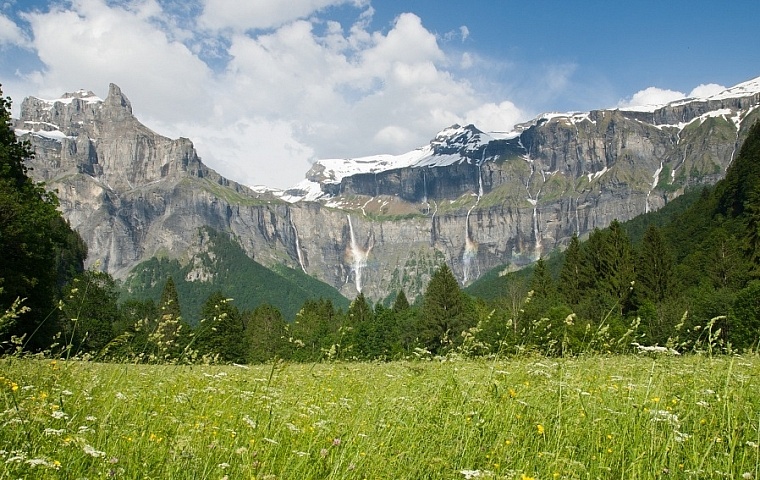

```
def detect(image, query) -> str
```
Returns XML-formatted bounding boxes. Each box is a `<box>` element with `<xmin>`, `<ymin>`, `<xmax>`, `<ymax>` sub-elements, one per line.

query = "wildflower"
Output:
<box><xmin>51</xmin><ymin>410</ymin><xmax>69</xmax><ymax>420</ymax></box>
<box><xmin>537</xmin><ymin>424</ymin><xmax>545</xmax><ymax>435</ymax></box>
<box><xmin>459</xmin><ymin>470</ymin><xmax>483</xmax><ymax>480</ymax></box>
<box><xmin>218</xmin><ymin>463</ymin><xmax>230</xmax><ymax>469</ymax></box>
<box><xmin>82</xmin><ymin>444</ymin><xmax>105</xmax><ymax>458</ymax></box>
<box><xmin>320</xmin><ymin>448</ymin><xmax>329</xmax><ymax>458</ymax></box>
<box><xmin>332</xmin><ymin>437</ymin><xmax>341</xmax><ymax>446</ymax></box>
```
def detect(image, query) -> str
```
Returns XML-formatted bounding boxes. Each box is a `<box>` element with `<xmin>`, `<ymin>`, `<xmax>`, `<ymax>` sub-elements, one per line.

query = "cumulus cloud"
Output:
<box><xmin>23</xmin><ymin>0</ymin><xmax>213</xmax><ymax>122</ymax></box>
<box><xmin>8</xmin><ymin>0</ymin><xmax>532</xmax><ymax>189</ymax></box>
<box><xmin>465</xmin><ymin>100</ymin><xmax>524</xmax><ymax>133</ymax></box>
<box><xmin>0</xmin><ymin>13</ymin><xmax>29</xmax><ymax>47</ymax></box>
<box><xmin>617</xmin><ymin>82</ymin><xmax>727</xmax><ymax>110</ymax></box>
<box><xmin>689</xmin><ymin>83</ymin><xmax>726</xmax><ymax>98</ymax></box>
<box><xmin>618</xmin><ymin>86</ymin><xmax>686</xmax><ymax>108</ymax></box>
<box><xmin>199</xmin><ymin>0</ymin><xmax>367</xmax><ymax>32</ymax></box>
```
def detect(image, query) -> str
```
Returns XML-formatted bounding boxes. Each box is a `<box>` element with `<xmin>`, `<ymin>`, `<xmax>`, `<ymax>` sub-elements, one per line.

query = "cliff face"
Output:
<box><xmin>15</xmin><ymin>80</ymin><xmax>760</xmax><ymax>303</ymax></box>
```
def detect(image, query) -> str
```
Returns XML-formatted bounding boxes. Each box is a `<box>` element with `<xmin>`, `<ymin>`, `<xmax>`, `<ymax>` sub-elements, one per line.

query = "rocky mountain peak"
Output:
<box><xmin>104</xmin><ymin>83</ymin><xmax>132</xmax><ymax>116</ymax></box>
<box><xmin>430</xmin><ymin>124</ymin><xmax>487</xmax><ymax>156</ymax></box>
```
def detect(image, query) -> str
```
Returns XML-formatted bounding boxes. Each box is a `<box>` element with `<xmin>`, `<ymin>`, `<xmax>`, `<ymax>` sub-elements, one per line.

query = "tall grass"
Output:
<box><xmin>2</xmin><ymin>354</ymin><xmax>759</xmax><ymax>479</ymax></box>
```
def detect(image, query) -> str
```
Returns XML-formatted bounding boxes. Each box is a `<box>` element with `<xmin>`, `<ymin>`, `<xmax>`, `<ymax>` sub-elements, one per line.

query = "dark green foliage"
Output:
<box><xmin>245</xmin><ymin>304</ymin><xmax>289</xmax><ymax>363</ymax></box>
<box><xmin>716</xmin><ymin>121</ymin><xmax>760</xmax><ymax>217</ymax></box>
<box><xmin>0</xmin><ymin>86</ymin><xmax>86</xmax><ymax>350</ymax></box>
<box><xmin>60</xmin><ymin>270</ymin><xmax>119</xmax><ymax>355</ymax></box>
<box><xmin>636</xmin><ymin>225</ymin><xmax>675</xmax><ymax>303</ymax></box>
<box><xmin>392</xmin><ymin>290</ymin><xmax>410</xmax><ymax>313</ymax></box>
<box><xmin>558</xmin><ymin>234</ymin><xmax>583</xmax><ymax>305</ymax></box>
<box><xmin>288</xmin><ymin>298</ymin><xmax>342</xmax><ymax>361</ymax></box>
<box><xmin>417</xmin><ymin>264</ymin><xmax>476</xmax><ymax>353</ymax></box>
<box><xmin>530</xmin><ymin>258</ymin><xmax>556</xmax><ymax>300</ymax></box>
<box><xmin>159</xmin><ymin>276</ymin><xmax>182</xmax><ymax>320</ymax></box>
<box><xmin>729</xmin><ymin>281</ymin><xmax>760</xmax><ymax>350</ymax></box>
<box><xmin>195</xmin><ymin>292</ymin><xmax>246</xmax><ymax>363</ymax></box>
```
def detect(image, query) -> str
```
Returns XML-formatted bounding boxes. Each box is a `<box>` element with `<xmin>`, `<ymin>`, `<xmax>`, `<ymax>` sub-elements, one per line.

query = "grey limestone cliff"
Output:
<box><xmin>15</xmin><ymin>79</ymin><xmax>760</xmax><ymax>303</ymax></box>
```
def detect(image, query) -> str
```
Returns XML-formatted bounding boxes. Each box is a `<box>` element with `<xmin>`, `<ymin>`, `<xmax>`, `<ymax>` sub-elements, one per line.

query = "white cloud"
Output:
<box><xmin>199</xmin><ymin>0</ymin><xmax>367</xmax><ymax>32</ymax></box>
<box><xmin>459</xmin><ymin>26</ymin><xmax>470</xmax><ymax>42</ymax></box>
<box><xmin>465</xmin><ymin>100</ymin><xmax>524</xmax><ymax>133</ymax></box>
<box><xmin>160</xmin><ymin>118</ymin><xmax>316</xmax><ymax>188</ymax></box>
<box><xmin>10</xmin><ymin>1</ymin><xmax>533</xmax><ymax>189</ymax></box>
<box><xmin>689</xmin><ymin>83</ymin><xmax>726</xmax><ymax>98</ymax></box>
<box><xmin>618</xmin><ymin>86</ymin><xmax>686</xmax><ymax>108</ymax></box>
<box><xmin>23</xmin><ymin>0</ymin><xmax>213</xmax><ymax>122</ymax></box>
<box><xmin>0</xmin><ymin>13</ymin><xmax>29</xmax><ymax>47</ymax></box>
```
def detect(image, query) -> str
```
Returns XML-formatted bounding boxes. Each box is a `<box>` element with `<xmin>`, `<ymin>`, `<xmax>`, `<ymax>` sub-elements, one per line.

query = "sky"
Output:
<box><xmin>1</xmin><ymin>0</ymin><xmax>758</xmax><ymax>189</ymax></box>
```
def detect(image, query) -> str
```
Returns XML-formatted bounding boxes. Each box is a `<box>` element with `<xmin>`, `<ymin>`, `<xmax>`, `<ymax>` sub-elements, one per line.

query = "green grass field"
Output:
<box><xmin>2</xmin><ymin>355</ymin><xmax>759</xmax><ymax>479</ymax></box>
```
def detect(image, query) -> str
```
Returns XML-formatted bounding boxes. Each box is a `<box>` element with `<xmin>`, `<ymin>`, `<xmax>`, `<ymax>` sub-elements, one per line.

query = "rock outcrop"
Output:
<box><xmin>15</xmin><ymin>78</ymin><xmax>760</xmax><ymax>303</ymax></box>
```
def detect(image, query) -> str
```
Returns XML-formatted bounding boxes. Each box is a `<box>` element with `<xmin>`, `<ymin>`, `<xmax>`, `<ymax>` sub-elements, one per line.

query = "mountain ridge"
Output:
<box><xmin>14</xmin><ymin>75</ymin><xmax>760</xmax><ymax>303</ymax></box>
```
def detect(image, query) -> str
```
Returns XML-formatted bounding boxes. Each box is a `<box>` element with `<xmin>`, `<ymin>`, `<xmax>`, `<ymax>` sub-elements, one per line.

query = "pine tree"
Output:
<box><xmin>636</xmin><ymin>225</ymin><xmax>675</xmax><ymax>303</ymax></box>
<box><xmin>558</xmin><ymin>234</ymin><xmax>583</xmax><ymax>305</ymax></box>
<box><xmin>530</xmin><ymin>258</ymin><xmax>556</xmax><ymax>299</ymax></box>
<box><xmin>417</xmin><ymin>264</ymin><xmax>474</xmax><ymax>353</ymax></box>
<box><xmin>60</xmin><ymin>270</ymin><xmax>119</xmax><ymax>354</ymax></box>
<box><xmin>245</xmin><ymin>304</ymin><xmax>288</xmax><ymax>363</ymax></box>
<box><xmin>159</xmin><ymin>276</ymin><xmax>182</xmax><ymax>319</ymax></box>
<box><xmin>392</xmin><ymin>290</ymin><xmax>410</xmax><ymax>313</ymax></box>
<box><xmin>196</xmin><ymin>292</ymin><xmax>246</xmax><ymax>363</ymax></box>
<box><xmin>601</xmin><ymin>220</ymin><xmax>636</xmax><ymax>304</ymax></box>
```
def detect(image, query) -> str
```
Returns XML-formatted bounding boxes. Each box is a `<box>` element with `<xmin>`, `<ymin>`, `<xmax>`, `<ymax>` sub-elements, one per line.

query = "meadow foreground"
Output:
<box><xmin>1</xmin><ymin>355</ymin><xmax>759</xmax><ymax>479</ymax></box>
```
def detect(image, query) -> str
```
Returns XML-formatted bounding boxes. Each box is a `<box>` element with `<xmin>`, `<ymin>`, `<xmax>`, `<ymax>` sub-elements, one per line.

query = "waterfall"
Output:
<box><xmin>528</xmin><ymin>198</ymin><xmax>541</xmax><ymax>257</ymax></box>
<box><xmin>645</xmin><ymin>161</ymin><xmax>664</xmax><ymax>214</ymax></box>
<box><xmin>462</xmin><ymin>206</ymin><xmax>478</xmax><ymax>284</ymax></box>
<box><xmin>290</xmin><ymin>217</ymin><xmax>307</xmax><ymax>273</ymax></box>
<box><xmin>346</xmin><ymin>215</ymin><xmax>371</xmax><ymax>293</ymax></box>
<box><xmin>477</xmin><ymin>146</ymin><xmax>485</xmax><ymax>200</ymax></box>
<box><xmin>422</xmin><ymin>169</ymin><xmax>430</xmax><ymax>214</ymax></box>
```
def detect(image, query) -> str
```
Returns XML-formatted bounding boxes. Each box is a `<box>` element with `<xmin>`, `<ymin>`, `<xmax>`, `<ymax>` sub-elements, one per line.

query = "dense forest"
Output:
<box><xmin>2</xmin><ymin>83</ymin><xmax>759</xmax><ymax>362</ymax></box>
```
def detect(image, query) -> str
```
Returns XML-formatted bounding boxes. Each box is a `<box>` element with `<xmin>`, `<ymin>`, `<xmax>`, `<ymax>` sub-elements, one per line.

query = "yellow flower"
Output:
<box><xmin>11</xmin><ymin>382</ymin><xmax>18</xmax><ymax>392</ymax></box>
<box><xmin>537</xmin><ymin>424</ymin><xmax>545</xmax><ymax>435</ymax></box>
<box><xmin>521</xmin><ymin>474</ymin><xmax>535</xmax><ymax>480</ymax></box>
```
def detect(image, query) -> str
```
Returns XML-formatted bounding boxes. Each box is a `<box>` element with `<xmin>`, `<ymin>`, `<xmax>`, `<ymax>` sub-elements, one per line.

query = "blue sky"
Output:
<box><xmin>1</xmin><ymin>0</ymin><xmax>758</xmax><ymax>188</ymax></box>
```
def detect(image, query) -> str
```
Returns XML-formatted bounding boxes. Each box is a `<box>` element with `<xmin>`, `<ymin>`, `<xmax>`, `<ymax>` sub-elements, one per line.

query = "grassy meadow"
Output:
<box><xmin>1</xmin><ymin>354</ymin><xmax>759</xmax><ymax>479</ymax></box>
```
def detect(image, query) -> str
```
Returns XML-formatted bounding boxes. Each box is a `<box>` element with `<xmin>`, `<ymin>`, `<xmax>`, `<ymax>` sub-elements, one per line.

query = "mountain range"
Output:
<box><xmin>13</xmin><ymin>77</ymin><xmax>760</xmax><ymax>305</ymax></box>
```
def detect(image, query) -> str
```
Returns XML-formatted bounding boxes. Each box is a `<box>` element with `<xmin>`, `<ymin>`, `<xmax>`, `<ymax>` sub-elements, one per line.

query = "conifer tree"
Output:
<box><xmin>245</xmin><ymin>304</ymin><xmax>287</xmax><ymax>363</ymax></box>
<box><xmin>636</xmin><ymin>225</ymin><xmax>675</xmax><ymax>303</ymax></box>
<box><xmin>558</xmin><ymin>234</ymin><xmax>583</xmax><ymax>305</ymax></box>
<box><xmin>392</xmin><ymin>290</ymin><xmax>410</xmax><ymax>312</ymax></box>
<box><xmin>60</xmin><ymin>270</ymin><xmax>119</xmax><ymax>354</ymax></box>
<box><xmin>196</xmin><ymin>292</ymin><xmax>245</xmax><ymax>363</ymax></box>
<box><xmin>417</xmin><ymin>264</ymin><xmax>474</xmax><ymax>353</ymax></box>
<box><xmin>530</xmin><ymin>258</ymin><xmax>556</xmax><ymax>299</ymax></box>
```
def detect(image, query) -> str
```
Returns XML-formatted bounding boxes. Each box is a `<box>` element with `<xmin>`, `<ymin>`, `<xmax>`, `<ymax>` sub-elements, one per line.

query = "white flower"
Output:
<box><xmin>82</xmin><ymin>444</ymin><xmax>105</xmax><ymax>458</ymax></box>
<box><xmin>51</xmin><ymin>410</ymin><xmax>69</xmax><ymax>420</ymax></box>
